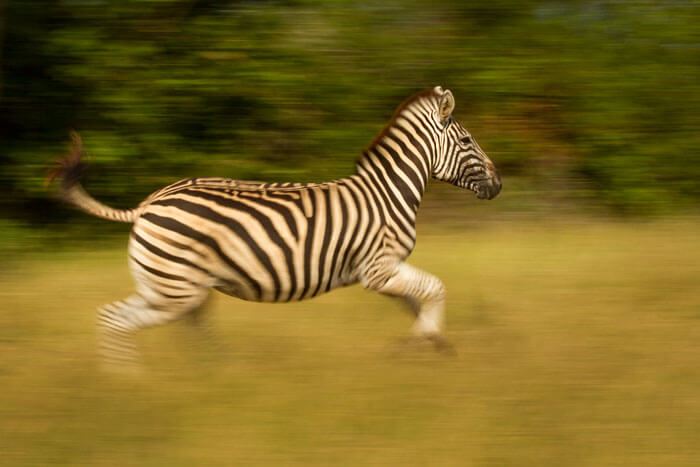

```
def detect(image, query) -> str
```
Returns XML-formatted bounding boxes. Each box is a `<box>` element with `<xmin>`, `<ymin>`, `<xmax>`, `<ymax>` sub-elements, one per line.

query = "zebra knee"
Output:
<box><xmin>425</xmin><ymin>279</ymin><xmax>446</xmax><ymax>303</ymax></box>
<box><xmin>96</xmin><ymin>295</ymin><xmax>171</xmax><ymax>343</ymax></box>
<box><xmin>97</xmin><ymin>300</ymin><xmax>136</xmax><ymax>335</ymax></box>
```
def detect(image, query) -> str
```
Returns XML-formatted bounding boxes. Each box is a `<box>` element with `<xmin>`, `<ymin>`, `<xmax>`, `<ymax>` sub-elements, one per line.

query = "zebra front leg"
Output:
<box><xmin>363</xmin><ymin>261</ymin><xmax>453</xmax><ymax>352</ymax></box>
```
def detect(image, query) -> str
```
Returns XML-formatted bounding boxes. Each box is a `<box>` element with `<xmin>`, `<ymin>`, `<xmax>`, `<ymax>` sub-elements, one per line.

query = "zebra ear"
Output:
<box><xmin>439</xmin><ymin>89</ymin><xmax>455</xmax><ymax>122</ymax></box>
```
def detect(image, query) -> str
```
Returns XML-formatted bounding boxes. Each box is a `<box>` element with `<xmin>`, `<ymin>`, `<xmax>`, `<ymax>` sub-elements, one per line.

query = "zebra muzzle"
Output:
<box><xmin>476</xmin><ymin>173</ymin><xmax>501</xmax><ymax>200</ymax></box>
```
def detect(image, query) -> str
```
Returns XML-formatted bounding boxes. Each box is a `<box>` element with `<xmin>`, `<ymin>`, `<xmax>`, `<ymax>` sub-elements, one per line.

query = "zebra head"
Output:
<box><xmin>432</xmin><ymin>87</ymin><xmax>501</xmax><ymax>200</ymax></box>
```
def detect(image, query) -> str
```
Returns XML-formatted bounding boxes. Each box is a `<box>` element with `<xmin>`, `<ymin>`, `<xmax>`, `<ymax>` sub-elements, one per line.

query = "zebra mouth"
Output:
<box><xmin>475</xmin><ymin>180</ymin><xmax>500</xmax><ymax>200</ymax></box>
<box><xmin>475</xmin><ymin>185</ymin><xmax>490</xmax><ymax>199</ymax></box>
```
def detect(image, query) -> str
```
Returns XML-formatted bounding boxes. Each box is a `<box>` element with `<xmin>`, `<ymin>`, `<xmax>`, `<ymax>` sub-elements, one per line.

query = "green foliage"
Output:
<box><xmin>1</xmin><ymin>0</ymin><xmax>698</xmax><ymax>224</ymax></box>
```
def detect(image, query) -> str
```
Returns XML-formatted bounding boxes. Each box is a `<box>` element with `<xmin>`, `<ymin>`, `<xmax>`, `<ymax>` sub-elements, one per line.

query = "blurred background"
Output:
<box><xmin>1</xmin><ymin>0</ymin><xmax>698</xmax><ymax>246</ymax></box>
<box><xmin>1</xmin><ymin>1</ymin><xmax>699</xmax><ymax>465</ymax></box>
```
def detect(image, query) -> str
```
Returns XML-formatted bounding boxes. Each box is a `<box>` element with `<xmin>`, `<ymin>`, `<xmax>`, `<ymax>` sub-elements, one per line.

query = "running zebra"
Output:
<box><xmin>49</xmin><ymin>86</ymin><xmax>501</xmax><ymax>365</ymax></box>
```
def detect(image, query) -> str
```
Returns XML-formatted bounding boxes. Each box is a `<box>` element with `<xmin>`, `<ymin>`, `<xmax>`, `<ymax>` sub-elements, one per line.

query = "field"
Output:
<box><xmin>1</xmin><ymin>218</ymin><xmax>699</xmax><ymax>466</ymax></box>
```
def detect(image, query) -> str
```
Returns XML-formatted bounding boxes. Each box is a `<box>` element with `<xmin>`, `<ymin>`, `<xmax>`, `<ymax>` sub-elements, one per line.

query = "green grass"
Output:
<box><xmin>1</xmin><ymin>218</ymin><xmax>699</xmax><ymax>466</ymax></box>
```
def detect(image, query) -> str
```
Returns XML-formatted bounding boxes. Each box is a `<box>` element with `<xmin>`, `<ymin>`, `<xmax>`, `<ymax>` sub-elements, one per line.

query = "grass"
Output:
<box><xmin>1</xmin><ymin>218</ymin><xmax>699</xmax><ymax>466</ymax></box>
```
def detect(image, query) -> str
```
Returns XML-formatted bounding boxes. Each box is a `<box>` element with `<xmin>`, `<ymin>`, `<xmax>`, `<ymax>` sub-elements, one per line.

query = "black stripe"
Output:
<box><xmin>384</xmin><ymin>134</ymin><xmax>427</xmax><ymax>189</ymax></box>
<box><xmin>345</xmin><ymin>177</ymin><xmax>381</xmax><ymax>272</ymax></box>
<box><xmin>361</xmin><ymin>153</ymin><xmax>414</xmax><ymax>245</ymax></box>
<box><xmin>151</xmin><ymin>198</ymin><xmax>279</xmax><ymax>300</ymax></box>
<box><xmin>326</xmin><ymin>186</ymin><xmax>349</xmax><ymax>290</ymax></box>
<box><xmin>156</xmin><ymin>291</ymin><xmax>195</xmax><ymax>300</ymax></box>
<box><xmin>131</xmin><ymin>231</ymin><xmax>210</xmax><ymax>275</ymax></box>
<box><xmin>404</xmin><ymin>109</ymin><xmax>439</xmax><ymax>166</ymax></box>
<box><xmin>176</xmin><ymin>189</ymin><xmax>297</xmax><ymax>301</ymax></box>
<box><xmin>461</xmin><ymin>162</ymin><xmax>485</xmax><ymax>173</ymax></box>
<box><xmin>255</xmin><ymin>193</ymin><xmax>300</xmax><ymax>241</ymax></box>
<box><xmin>185</xmin><ymin>186</ymin><xmax>301</xmax><ymax>242</ymax></box>
<box><xmin>336</xmin><ymin>179</ymin><xmax>366</xmax><ymax>277</ymax></box>
<box><xmin>129</xmin><ymin>255</ymin><xmax>193</xmax><ymax>282</ymax></box>
<box><xmin>393</xmin><ymin>125</ymin><xmax>431</xmax><ymax>183</ymax></box>
<box><xmin>300</xmin><ymin>191</ymin><xmax>316</xmax><ymax>299</ymax></box>
<box><xmin>139</xmin><ymin>211</ymin><xmax>262</xmax><ymax>300</ymax></box>
<box><xmin>311</xmin><ymin>188</ymin><xmax>333</xmax><ymax>297</ymax></box>
<box><xmin>375</xmin><ymin>141</ymin><xmax>421</xmax><ymax>208</ymax></box>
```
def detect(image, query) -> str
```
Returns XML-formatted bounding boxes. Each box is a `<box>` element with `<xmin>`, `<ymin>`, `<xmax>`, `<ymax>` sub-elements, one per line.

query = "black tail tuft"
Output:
<box><xmin>46</xmin><ymin>131</ymin><xmax>88</xmax><ymax>190</ymax></box>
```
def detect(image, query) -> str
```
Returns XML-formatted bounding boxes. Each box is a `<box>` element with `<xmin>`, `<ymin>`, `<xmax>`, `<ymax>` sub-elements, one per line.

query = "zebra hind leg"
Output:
<box><xmin>180</xmin><ymin>294</ymin><xmax>227</xmax><ymax>359</ymax></box>
<box><xmin>97</xmin><ymin>291</ymin><xmax>209</xmax><ymax>370</ymax></box>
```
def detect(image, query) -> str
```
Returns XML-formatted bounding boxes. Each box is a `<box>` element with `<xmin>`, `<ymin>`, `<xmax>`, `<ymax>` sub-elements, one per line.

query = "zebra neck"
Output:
<box><xmin>354</xmin><ymin>144</ymin><xmax>429</xmax><ymax>222</ymax></box>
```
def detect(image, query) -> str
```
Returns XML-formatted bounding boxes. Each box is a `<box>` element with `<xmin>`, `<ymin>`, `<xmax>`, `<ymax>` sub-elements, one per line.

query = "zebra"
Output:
<box><xmin>48</xmin><ymin>86</ymin><xmax>501</xmax><ymax>366</ymax></box>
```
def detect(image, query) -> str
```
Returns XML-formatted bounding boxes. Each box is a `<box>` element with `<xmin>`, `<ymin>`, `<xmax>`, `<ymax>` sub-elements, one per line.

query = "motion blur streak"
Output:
<box><xmin>1</xmin><ymin>0</ymin><xmax>699</xmax><ymax>465</ymax></box>
<box><xmin>2</xmin><ymin>221</ymin><xmax>700</xmax><ymax>465</ymax></box>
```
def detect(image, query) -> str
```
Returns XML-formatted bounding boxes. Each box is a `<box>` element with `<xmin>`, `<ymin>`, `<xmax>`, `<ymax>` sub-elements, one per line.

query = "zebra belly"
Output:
<box><xmin>214</xmin><ymin>270</ymin><xmax>359</xmax><ymax>303</ymax></box>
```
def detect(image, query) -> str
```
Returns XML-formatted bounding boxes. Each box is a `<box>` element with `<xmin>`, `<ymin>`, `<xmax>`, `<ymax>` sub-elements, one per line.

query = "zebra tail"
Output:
<box><xmin>46</xmin><ymin>131</ymin><xmax>141</xmax><ymax>223</ymax></box>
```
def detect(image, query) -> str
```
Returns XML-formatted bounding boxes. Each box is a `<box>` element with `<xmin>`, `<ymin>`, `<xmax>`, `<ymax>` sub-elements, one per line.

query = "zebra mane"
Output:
<box><xmin>365</xmin><ymin>88</ymin><xmax>440</xmax><ymax>151</ymax></box>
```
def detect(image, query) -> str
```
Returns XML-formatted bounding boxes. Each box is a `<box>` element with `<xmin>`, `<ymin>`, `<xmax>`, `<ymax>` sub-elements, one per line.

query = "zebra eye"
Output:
<box><xmin>460</xmin><ymin>135</ymin><xmax>472</xmax><ymax>144</ymax></box>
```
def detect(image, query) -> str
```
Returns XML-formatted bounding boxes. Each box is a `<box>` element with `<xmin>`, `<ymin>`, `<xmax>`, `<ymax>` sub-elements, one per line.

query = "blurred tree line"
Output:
<box><xmin>1</xmin><ymin>0</ymin><xmax>698</xmax><ymax>234</ymax></box>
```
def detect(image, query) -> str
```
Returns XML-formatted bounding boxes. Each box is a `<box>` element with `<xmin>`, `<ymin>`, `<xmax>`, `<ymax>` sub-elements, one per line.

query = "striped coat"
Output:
<box><xmin>50</xmin><ymin>86</ymin><xmax>501</xmax><ymax>365</ymax></box>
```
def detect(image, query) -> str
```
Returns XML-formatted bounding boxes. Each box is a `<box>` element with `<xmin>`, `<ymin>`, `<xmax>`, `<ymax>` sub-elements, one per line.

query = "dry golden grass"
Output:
<box><xmin>1</xmin><ymin>218</ymin><xmax>699</xmax><ymax>466</ymax></box>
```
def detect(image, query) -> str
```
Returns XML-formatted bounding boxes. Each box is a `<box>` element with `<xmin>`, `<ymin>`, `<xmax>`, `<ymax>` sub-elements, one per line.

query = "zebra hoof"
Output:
<box><xmin>427</xmin><ymin>335</ymin><xmax>458</xmax><ymax>356</ymax></box>
<box><xmin>391</xmin><ymin>334</ymin><xmax>457</xmax><ymax>357</ymax></box>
